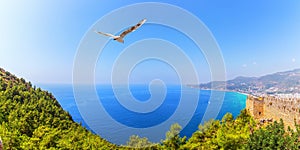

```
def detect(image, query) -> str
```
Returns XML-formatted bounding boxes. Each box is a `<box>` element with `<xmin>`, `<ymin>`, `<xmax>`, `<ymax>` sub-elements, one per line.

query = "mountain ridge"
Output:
<box><xmin>198</xmin><ymin>68</ymin><xmax>300</xmax><ymax>95</ymax></box>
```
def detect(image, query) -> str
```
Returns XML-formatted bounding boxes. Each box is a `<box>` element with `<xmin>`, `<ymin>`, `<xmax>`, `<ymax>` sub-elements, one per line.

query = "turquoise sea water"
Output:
<box><xmin>40</xmin><ymin>84</ymin><xmax>246</xmax><ymax>144</ymax></box>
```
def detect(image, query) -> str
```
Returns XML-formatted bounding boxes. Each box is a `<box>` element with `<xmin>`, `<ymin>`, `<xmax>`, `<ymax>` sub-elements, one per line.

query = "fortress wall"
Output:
<box><xmin>246</xmin><ymin>96</ymin><xmax>254</xmax><ymax>116</ymax></box>
<box><xmin>264</xmin><ymin>96</ymin><xmax>300</xmax><ymax>128</ymax></box>
<box><xmin>246</xmin><ymin>95</ymin><xmax>300</xmax><ymax>128</ymax></box>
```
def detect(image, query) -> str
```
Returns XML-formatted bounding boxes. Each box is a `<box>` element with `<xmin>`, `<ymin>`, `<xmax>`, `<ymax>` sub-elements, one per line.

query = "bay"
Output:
<box><xmin>39</xmin><ymin>84</ymin><xmax>246</xmax><ymax>144</ymax></box>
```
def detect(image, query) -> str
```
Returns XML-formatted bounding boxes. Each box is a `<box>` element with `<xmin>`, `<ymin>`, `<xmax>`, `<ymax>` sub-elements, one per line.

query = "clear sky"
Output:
<box><xmin>0</xmin><ymin>0</ymin><xmax>300</xmax><ymax>84</ymax></box>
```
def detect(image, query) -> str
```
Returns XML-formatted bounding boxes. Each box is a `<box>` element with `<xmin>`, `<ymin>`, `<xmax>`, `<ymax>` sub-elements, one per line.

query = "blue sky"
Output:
<box><xmin>0</xmin><ymin>0</ymin><xmax>300</xmax><ymax>84</ymax></box>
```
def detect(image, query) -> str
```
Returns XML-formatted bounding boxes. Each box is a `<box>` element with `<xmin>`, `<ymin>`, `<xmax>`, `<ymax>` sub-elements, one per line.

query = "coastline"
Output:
<box><xmin>187</xmin><ymin>86</ymin><xmax>250</xmax><ymax>96</ymax></box>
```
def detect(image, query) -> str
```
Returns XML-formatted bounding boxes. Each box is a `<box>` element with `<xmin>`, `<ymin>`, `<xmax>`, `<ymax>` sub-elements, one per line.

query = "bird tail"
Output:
<box><xmin>114</xmin><ymin>37</ymin><xmax>124</xmax><ymax>43</ymax></box>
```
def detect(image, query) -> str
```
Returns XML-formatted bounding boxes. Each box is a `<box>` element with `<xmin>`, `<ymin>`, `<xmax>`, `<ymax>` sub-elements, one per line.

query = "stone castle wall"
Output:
<box><xmin>246</xmin><ymin>95</ymin><xmax>300</xmax><ymax>128</ymax></box>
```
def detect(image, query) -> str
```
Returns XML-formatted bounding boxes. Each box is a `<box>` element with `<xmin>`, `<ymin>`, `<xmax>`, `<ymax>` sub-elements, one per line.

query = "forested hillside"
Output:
<box><xmin>0</xmin><ymin>67</ymin><xmax>299</xmax><ymax>149</ymax></box>
<box><xmin>0</xmin><ymin>68</ymin><xmax>117</xmax><ymax>149</ymax></box>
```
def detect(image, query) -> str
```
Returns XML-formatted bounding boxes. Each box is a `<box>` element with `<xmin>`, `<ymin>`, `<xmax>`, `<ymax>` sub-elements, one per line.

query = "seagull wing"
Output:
<box><xmin>119</xmin><ymin>18</ymin><xmax>146</xmax><ymax>38</ymax></box>
<box><xmin>95</xmin><ymin>31</ymin><xmax>118</xmax><ymax>38</ymax></box>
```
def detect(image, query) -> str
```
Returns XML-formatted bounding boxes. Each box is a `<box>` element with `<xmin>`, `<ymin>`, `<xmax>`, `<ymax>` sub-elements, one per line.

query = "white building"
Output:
<box><xmin>0</xmin><ymin>137</ymin><xmax>3</xmax><ymax>150</ymax></box>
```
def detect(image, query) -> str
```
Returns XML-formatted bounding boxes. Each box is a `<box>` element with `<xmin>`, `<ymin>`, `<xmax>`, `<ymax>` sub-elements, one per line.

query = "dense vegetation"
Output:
<box><xmin>0</xmin><ymin>67</ymin><xmax>299</xmax><ymax>149</ymax></box>
<box><xmin>0</xmin><ymin>68</ymin><xmax>117</xmax><ymax>149</ymax></box>
<box><xmin>126</xmin><ymin>110</ymin><xmax>300</xmax><ymax>149</ymax></box>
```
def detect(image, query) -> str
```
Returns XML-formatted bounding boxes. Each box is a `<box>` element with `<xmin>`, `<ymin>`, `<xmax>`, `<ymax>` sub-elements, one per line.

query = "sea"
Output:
<box><xmin>39</xmin><ymin>84</ymin><xmax>246</xmax><ymax>145</ymax></box>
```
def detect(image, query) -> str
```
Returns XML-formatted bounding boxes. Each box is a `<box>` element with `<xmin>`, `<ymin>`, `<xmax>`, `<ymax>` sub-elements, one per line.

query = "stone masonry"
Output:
<box><xmin>246</xmin><ymin>95</ymin><xmax>300</xmax><ymax>128</ymax></box>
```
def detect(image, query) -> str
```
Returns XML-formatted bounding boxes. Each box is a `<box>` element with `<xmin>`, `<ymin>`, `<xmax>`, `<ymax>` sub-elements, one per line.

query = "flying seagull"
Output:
<box><xmin>95</xmin><ymin>18</ymin><xmax>147</xmax><ymax>43</ymax></box>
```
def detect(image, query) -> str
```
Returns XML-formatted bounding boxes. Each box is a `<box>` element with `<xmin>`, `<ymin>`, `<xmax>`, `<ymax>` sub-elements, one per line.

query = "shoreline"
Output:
<box><xmin>187</xmin><ymin>86</ymin><xmax>250</xmax><ymax>96</ymax></box>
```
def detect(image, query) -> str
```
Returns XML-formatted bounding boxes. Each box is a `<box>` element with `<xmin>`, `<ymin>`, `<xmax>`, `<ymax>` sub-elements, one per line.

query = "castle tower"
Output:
<box><xmin>246</xmin><ymin>95</ymin><xmax>264</xmax><ymax>119</ymax></box>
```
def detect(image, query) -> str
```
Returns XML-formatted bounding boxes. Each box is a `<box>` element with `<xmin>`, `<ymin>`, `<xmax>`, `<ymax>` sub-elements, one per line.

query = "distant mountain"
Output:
<box><xmin>198</xmin><ymin>68</ymin><xmax>300</xmax><ymax>94</ymax></box>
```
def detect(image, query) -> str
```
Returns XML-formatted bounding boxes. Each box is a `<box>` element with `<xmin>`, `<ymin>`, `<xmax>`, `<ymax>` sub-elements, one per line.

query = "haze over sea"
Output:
<box><xmin>40</xmin><ymin>84</ymin><xmax>246</xmax><ymax>144</ymax></box>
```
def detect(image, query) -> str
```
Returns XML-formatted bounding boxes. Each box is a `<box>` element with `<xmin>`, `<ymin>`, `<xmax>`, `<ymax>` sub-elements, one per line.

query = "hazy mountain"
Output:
<box><xmin>198</xmin><ymin>68</ymin><xmax>300</xmax><ymax>94</ymax></box>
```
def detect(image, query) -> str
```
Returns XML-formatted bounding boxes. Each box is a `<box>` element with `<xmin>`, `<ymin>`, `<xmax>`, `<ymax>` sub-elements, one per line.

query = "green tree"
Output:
<box><xmin>126</xmin><ymin>135</ymin><xmax>154</xmax><ymax>148</ymax></box>
<box><xmin>246</xmin><ymin>119</ymin><xmax>300</xmax><ymax>149</ymax></box>
<box><xmin>161</xmin><ymin>123</ymin><xmax>186</xmax><ymax>150</ymax></box>
<box><xmin>183</xmin><ymin>109</ymin><xmax>255</xmax><ymax>150</ymax></box>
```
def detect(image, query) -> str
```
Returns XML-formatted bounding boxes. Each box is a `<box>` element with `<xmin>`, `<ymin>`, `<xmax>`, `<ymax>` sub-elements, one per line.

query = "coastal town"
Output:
<box><xmin>197</xmin><ymin>68</ymin><xmax>300</xmax><ymax>97</ymax></box>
